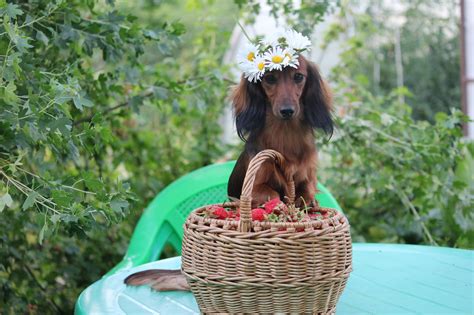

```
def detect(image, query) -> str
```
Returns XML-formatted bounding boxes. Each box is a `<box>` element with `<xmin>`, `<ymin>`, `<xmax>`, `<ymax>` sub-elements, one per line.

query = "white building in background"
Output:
<box><xmin>462</xmin><ymin>0</ymin><xmax>474</xmax><ymax>139</ymax></box>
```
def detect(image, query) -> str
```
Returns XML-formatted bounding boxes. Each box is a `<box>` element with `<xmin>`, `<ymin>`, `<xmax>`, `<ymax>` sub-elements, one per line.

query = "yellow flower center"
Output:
<box><xmin>247</xmin><ymin>52</ymin><xmax>255</xmax><ymax>61</ymax></box>
<box><xmin>285</xmin><ymin>53</ymin><xmax>292</xmax><ymax>60</ymax></box>
<box><xmin>272</xmin><ymin>55</ymin><xmax>283</xmax><ymax>63</ymax></box>
<box><xmin>257</xmin><ymin>62</ymin><xmax>265</xmax><ymax>71</ymax></box>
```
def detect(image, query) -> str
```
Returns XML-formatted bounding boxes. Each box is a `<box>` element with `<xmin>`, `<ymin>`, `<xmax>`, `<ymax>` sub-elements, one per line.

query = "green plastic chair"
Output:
<box><xmin>107</xmin><ymin>160</ymin><xmax>342</xmax><ymax>276</ymax></box>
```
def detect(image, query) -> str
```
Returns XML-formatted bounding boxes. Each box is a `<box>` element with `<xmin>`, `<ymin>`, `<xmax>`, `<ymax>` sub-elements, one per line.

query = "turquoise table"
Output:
<box><xmin>76</xmin><ymin>243</ymin><xmax>473</xmax><ymax>314</ymax></box>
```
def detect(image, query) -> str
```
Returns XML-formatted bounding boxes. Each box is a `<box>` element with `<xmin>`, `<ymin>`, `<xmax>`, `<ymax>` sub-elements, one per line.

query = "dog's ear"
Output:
<box><xmin>302</xmin><ymin>60</ymin><xmax>334</xmax><ymax>136</ymax></box>
<box><xmin>231</xmin><ymin>76</ymin><xmax>266</xmax><ymax>142</ymax></box>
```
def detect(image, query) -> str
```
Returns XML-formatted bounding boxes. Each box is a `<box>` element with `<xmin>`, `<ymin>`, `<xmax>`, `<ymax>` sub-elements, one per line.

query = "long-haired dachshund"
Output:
<box><xmin>228</xmin><ymin>55</ymin><xmax>333</xmax><ymax>206</ymax></box>
<box><xmin>125</xmin><ymin>55</ymin><xmax>333</xmax><ymax>291</ymax></box>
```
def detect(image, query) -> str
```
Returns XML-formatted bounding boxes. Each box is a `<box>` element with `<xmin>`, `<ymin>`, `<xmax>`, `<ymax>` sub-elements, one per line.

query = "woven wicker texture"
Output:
<box><xmin>182</xmin><ymin>150</ymin><xmax>352</xmax><ymax>314</ymax></box>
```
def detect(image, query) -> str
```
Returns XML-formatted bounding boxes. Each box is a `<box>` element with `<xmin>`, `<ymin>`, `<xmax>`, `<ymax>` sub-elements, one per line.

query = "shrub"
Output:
<box><xmin>320</xmin><ymin>88</ymin><xmax>473</xmax><ymax>248</ymax></box>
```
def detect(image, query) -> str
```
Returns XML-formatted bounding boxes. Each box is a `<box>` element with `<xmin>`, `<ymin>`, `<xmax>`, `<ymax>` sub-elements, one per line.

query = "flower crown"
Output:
<box><xmin>238</xmin><ymin>29</ymin><xmax>312</xmax><ymax>83</ymax></box>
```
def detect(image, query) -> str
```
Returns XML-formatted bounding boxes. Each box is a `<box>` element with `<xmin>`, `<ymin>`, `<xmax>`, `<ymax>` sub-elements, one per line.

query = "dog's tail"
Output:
<box><xmin>124</xmin><ymin>269</ymin><xmax>190</xmax><ymax>291</ymax></box>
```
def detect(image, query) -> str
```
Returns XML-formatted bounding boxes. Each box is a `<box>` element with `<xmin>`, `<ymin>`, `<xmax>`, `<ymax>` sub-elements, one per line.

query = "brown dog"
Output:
<box><xmin>228</xmin><ymin>55</ymin><xmax>333</xmax><ymax>206</ymax></box>
<box><xmin>125</xmin><ymin>56</ymin><xmax>333</xmax><ymax>292</ymax></box>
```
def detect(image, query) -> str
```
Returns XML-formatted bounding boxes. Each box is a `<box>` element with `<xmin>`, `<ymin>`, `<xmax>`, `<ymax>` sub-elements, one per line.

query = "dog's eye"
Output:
<box><xmin>264</xmin><ymin>75</ymin><xmax>277</xmax><ymax>84</ymax></box>
<box><xmin>294</xmin><ymin>73</ymin><xmax>305</xmax><ymax>83</ymax></box>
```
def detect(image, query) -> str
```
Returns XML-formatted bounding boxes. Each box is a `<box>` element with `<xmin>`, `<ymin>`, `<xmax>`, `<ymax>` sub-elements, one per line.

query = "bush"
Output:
<box><xmin>320</xmin><ymin>88</ymin><xmax>473</xmax><ymax>248</ymax></box>
<box><xmin>318</xmin><ymin>1</ymin><xmax>472</xmax><ymax>249</ymax></box>
<box><xmin>0</xmin><ymin>0</ymin><xmax>232</xmax><ymax>312</ymax></box>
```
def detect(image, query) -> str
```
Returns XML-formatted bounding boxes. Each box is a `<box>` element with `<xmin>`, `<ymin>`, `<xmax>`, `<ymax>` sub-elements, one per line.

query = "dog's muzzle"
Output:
<box><xmin>280</xmin><ymin>108</ymin><xmax>295</xmax><ymax>119</ymax></box>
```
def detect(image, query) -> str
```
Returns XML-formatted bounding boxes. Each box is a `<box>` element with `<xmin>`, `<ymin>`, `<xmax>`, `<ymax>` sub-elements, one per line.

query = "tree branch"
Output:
<box><xmin>72</xmin><ymin>76</ymin><xmax>237</xmax><ymax>127</ymax></box>
<box><xmin>73</xmin><ymin>90</ymin><xmax>153</xmax><ymax>126</ymax></box>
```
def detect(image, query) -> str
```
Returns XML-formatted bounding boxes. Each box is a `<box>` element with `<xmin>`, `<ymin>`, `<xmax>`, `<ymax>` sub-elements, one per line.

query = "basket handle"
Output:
<box><xmin>238</xmin><ymin>149</ymin><xmax>295</xmax><ymax>232</ymax></box>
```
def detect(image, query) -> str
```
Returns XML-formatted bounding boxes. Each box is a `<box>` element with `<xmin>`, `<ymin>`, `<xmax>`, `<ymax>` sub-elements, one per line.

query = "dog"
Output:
<box><xmin>124</xmin><ymin>55</ymin><xmax>333</xmax><ymax>291</ymax></box>
<box><xmin>228</xmin><ymin>55</ymin><xmax>333</xmax><ymax>207</ymax></box>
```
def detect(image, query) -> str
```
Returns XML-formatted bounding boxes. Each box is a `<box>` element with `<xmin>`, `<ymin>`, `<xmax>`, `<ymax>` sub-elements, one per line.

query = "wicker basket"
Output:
<box><xmin>181</xmin><ymin>149</ymin><xmax>352</xmax><ymax>314</ymax></box>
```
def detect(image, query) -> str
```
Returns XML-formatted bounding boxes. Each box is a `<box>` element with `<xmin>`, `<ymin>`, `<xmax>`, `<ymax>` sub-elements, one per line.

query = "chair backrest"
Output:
<box><xmin>108</xmin><ymin>161</ymin><xmax>342</xmax><ymax>275</ymax></box>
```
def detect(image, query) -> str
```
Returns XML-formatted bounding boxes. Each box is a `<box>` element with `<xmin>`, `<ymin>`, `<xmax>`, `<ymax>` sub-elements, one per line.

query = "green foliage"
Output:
<box><xmin>320</xmin><ymin>88</ymin><xmax>473</xmax><ymax>248</ymax></box>
<box><xmin>323</xmin><ymin>0</ymin><xmax>460</xmax><ymax>122</ymax></box>
<box><xmin>0</xmin><ymin>0</ymin><xmax>238</xmax><ymax>312</ymax></box>
<box><xmin>0</xmin><ymin>0</ymin><xmax>150</xmax><ymax>312</ymax></box>
<box><xmin>0</xmin><ymin>0</ymin><xmax>150</xmax><ymax>238</ymax></box>
<box><xmin>319</xmin><ymin>2</ymin><xmax>472</xmax><ymax>248</ymax></box>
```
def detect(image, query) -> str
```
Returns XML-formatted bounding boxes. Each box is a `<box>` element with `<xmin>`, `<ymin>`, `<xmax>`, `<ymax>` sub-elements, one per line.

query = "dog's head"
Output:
<box><xmin>231</xmin><ymin>56</ymin><xmax>333</xmax><ymax>141</ymax></box>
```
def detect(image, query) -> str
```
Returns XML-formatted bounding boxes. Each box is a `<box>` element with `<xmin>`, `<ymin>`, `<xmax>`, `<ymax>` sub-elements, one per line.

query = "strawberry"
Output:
<box><xmin>251</xmin><ymin>208</ymin><xmax>266</xmax><ymax>221</ymax></box>
<box><xmin>264</xmin><ymin>198</ymin><xmax>282</xmax><ymax>214</ymax></box>
<box><xmin>210</xmin><ymin>206</ymin><xmax>229</xmax><ymax>219</ymax></box>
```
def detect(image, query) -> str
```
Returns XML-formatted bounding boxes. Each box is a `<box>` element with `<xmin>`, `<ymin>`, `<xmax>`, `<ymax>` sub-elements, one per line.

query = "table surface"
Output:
<box><xmin>75</xmin><ymin>243</ymin><xmax>474</xmax><ymax>315</ymax></box>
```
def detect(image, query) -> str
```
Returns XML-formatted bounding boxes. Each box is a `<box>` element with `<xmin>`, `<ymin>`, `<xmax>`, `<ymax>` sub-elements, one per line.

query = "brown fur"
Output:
<box><xmin>228</xmin><ymin>56</ymin><xmax>333</xmax><ymax>207</ymax></box>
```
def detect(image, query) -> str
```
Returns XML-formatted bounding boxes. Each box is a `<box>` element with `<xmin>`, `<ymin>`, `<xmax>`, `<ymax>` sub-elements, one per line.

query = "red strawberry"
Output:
<box><xmin>227</xmin><ymin>209</ymin><xmax>240</xmax><ymax>221</ymax></box>
<box><xmin>264</xmin><ymin>198</ymin><xmax>281</xmax><ymax>214</ymax></box>
<box><xmin>251</xmin><ymin>208</ymin><xmax>266</xmax><ymax>221</ymax></box>
<box><xmin>211</xmin><ymin>206</ymin><xmax>229</xmax><ymax>219</ymax></box>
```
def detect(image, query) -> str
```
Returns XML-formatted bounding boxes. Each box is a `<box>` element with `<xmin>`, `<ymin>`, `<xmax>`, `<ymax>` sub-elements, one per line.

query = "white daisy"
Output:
<box><xmin>282</xmin><ymin>48</ymin><xmax>299</xmax><ymax>68</ymax></box>
<box><xmin>283</xmin><ymin>29</ymin><xmax>312</xmax><ymax>51</ymax></box>
<box><xmin>264</xmin><ymin>46</ymin><xmax>288</xmax><ymax>71</ymax></box>
<box><xmin>238</xmin><ymin>42</ymin><xmax>261</xmax><ymax>64</ymax></box>
<box><xmin>241</xmin><ymin>54</ymin><xmax>266</xmax><ymax>83</ymax></box>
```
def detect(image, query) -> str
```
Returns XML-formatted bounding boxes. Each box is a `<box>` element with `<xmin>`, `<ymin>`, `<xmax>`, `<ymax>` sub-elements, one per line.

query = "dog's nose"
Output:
<box><xmin>280</xmin><ymin>108</ymin><xmax>294</xmax><ymax>119</ymax></box>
